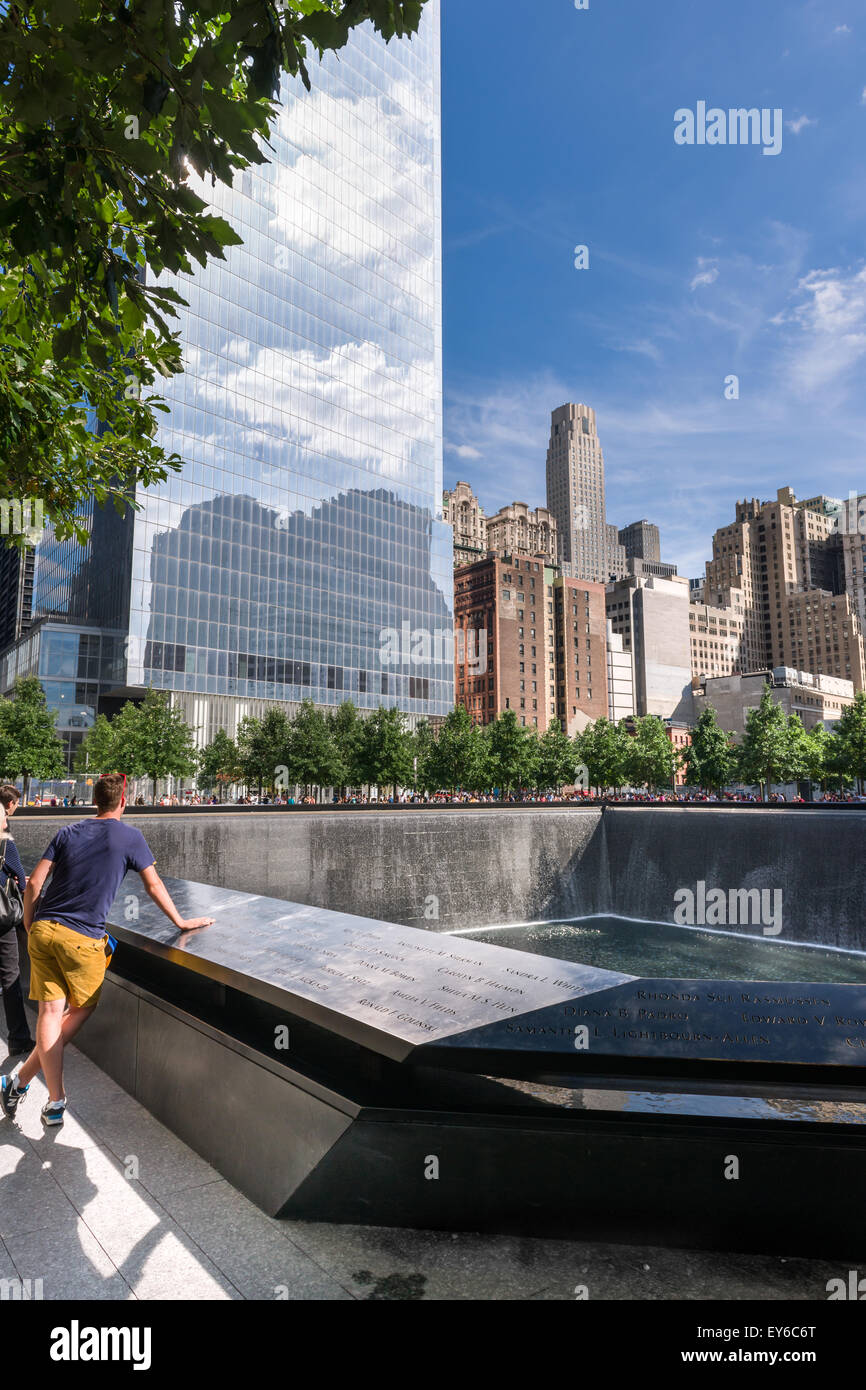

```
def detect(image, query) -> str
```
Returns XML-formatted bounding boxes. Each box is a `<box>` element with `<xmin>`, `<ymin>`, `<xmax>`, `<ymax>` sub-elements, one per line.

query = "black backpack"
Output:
<box><xmin>0</xmin><ymin>836</ymin><xmax>24</xmax><ymax>929</ymax></box>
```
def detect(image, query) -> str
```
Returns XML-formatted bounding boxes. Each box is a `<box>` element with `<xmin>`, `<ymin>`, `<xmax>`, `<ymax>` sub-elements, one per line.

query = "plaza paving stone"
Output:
<box><xmin>0</xmin><ymin>1037</ymin><xmax>845</xmax><ymax>1302</ymax></box>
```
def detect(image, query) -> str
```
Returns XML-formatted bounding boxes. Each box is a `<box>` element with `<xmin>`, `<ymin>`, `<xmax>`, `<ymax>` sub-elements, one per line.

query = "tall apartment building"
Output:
<box><xmin>454</xmin><ymin>555</ymin><xmax>556</xmax><ymax>731</ymax></box>
<box><xmin>442</xmin><ymin>484</ymin><xmax>558</xmax><ymax>569</ymax></box>
<box><xmin>619</xmin><ymin>519</ymin><xmax>661</xmax><ymax>564</ymax></box>
<box><xmin>606</xmin><ymin>573</ymin><xmax>693</xmax><ymax>720</ymax></box>
<box><xmin>784</xmin><ymin>589</ymin><xmax>866</xmax><ymax>690</ymax></box>
<box><xmin>0</xmin><ymin>3</ymin><xmax>451</xmax><ymax>763</ymax></box>
<box><xmin>453</xmin><ymin>555</ymin><xmax>607</xmax><ymax>732</ymax></box>
<box><xmin>704</xmin><ymin>487</ymin><xmax>866</xmax><ymax>689</ymax></box>
<box><xmin>546</xmin><ymin>404</ymin><xmax>627</xmax><ymax>583</ymax></box>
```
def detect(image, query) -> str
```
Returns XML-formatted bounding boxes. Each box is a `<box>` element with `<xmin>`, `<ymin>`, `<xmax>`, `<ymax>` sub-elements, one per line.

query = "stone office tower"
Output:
<box><xmin>545</xmin><ymin>404</ymin><xmax>626</xmax><ymax>584</ymax></box>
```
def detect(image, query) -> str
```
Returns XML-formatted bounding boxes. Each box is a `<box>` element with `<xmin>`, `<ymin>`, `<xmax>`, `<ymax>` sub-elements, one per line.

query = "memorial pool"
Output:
<box><xmin>456</xmin><ymin>916</ymin><xmax>866</xmax><ymax>984</ymax></box>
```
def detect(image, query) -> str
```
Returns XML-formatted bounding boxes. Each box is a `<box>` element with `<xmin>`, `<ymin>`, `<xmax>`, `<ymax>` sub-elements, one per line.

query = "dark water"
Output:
<box><xmin>457</xmin><ymin>915</ymin><xmax>866</xmax><ymax>984</ymax></box>
<box><xmin>460</xmin><ymin>916</ymin><xmax>866</xmax><ymax>1124</ymax></box>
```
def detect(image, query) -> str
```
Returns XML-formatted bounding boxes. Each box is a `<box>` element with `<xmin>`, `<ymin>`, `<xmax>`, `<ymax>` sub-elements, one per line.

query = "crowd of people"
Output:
<box><xmin>14</xmin><ymin>786</ymin><xmax>866</xmax><ymax>808</ymax></box>
<box><xmin>241</xmin><ymin>787</ymin><xmax>866</xmax><ymax>806</ymax></box>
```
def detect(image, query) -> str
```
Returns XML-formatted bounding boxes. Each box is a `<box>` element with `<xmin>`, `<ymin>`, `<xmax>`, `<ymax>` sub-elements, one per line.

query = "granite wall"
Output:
<box><xmin>10</xmin><ymin>809</ymin><xmax>608</xmax><ymax>933</ymax></box>
<box><xmin>11</xmin><ymin>806</ymin><xmax>865</xmax><ymax>948</ymax></box>
<box><xmin>603</xmin><ymin>807</ymin><xmax>866</xmax><ymax>950</ymax></box>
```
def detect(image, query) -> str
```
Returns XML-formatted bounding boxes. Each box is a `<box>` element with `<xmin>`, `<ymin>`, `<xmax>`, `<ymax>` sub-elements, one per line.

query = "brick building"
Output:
<box><xmin>454</xmin><ymin>555</ymin><xmax>608</xmax><ymax>732</ymax></box>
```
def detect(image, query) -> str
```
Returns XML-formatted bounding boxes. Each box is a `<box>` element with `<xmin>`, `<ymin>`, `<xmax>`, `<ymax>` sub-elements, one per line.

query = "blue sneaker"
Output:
<box><xmin>41</xmin><ymin>1097</ymin><xmax>67</xmax><ymax>1127</ymax></box>
<box><xmin>0</xmin><ymin>1073</ymin><xmax>29</xmax><ymax>1119</ymax></box>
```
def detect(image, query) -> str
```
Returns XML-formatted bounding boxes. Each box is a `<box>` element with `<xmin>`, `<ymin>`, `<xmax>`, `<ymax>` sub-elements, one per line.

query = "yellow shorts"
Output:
<box><xmin>28</xmin><ymin>919</ymin><xmax>108</xmax><ymax>1009</ymax></box>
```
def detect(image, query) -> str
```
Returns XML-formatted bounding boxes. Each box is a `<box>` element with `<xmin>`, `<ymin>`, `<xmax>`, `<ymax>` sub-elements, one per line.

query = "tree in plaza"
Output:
<box><xmin>575</xmin><ymin>717</ymin><xmax>630</xmax><ymax>795</ymax></box>
<box><xmin>410</xmin><ymin>718</ymin><xmax>436</xmax><ymax>794</ymax></box>
<box><xmin>425</xmin><ymin>705</ymin><xmax>487</xmax><ymax>796</ymax></box>
<box><xmin>535</xmin><ymin>723</ymin><xmax>578</xmax><ymax>794</ymax></box>
<box><xmin>357</xmin><ymin>706</ymin><xmax>415</xmax><ymax>800</ymax></box>
<box><xmin>237</xmin><ymin>710</ymin><xmax>291</xmax><ymax>798</ymax></box>
<box><xmin>328</xmin><ymin>701</ymin><xmax>365</xmax><ymax>794</ymax></box>
<box><xmin>802</xmin><ymin>722</ymin><xmax>831</xmax><ymax>793</ymax></box>
<box><xmin>735</xmin><ymin>683</ymin><xmax>796</xmax><ymax>800</ymax></box>
<box><xmin>197</xmin><ymin>729</ymin><xmax>241</xmax><ymax>803</ymax></box>
<box><xmin>0</xmin><ymin>0</ymin><xmax>430</xmax><ymax>540</ymax></box>
<box><xmin>828</xmin><ymin>690</ymin><xmax>866</xmax><ymax>794</ymax></box>
<box><xmin>623</xmin><ymin>716</ymin><xmax>679</xmax><ymax>792</ymax></box>
<box><xmin>110</xmin><ymin>688</ymin><xmax>197</xmax><ymax>801</ymax></box>
<box><xmin>0</xmin><ymin>676</ymin><xmax>66</xmax><ymax>800</ymax></box>
<box><xmin>72</xmin><ymin>712</ymin><xmax>120</xmax><ymax>780</ymax></box>
<box><xmin>236</xmin><ymin>716</ymin><xmax>263</xmax><ymax>796</ymax></box>
<box><xmin>485</xmin><ymin>709</ymin><xmax>539</xmax><ymax>797</ymax></box>
<box><xmin>680</xmin><ymin>706</ymin><xmax>735</xmax><ymax>794</ymax></box>
<box><xmin>783</xmin><ymin>714</ymin><xmax>813</xmax><ymax>791</ymax></box>
<box><xmin>286</xmin><ymin>700</ymin><xmax>344</xmax><ymax>799</ymax></box>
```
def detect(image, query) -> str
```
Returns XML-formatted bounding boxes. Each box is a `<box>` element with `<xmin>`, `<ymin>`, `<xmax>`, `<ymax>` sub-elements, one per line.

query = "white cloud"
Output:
<box><xmin>615</xmin><ymin>338</ymin><xmax>663</xmax><ymax>363</ymax></box>
<box><xmin>834</xmin><ymin>24</ymin><xmax>852</xmax><ymax>34</ymax></box>
<box><xmin>861</xmin><ymin>86</ymin><xmax>866</xmax><ymax>105</ymax></box>
<box><xmin>446</xmin><ymin>443</ymin><xmax>482</xmax><ymax>460</ymax></box>
<box><xmin>786</xmin><ymin>115</ymin><xmax>816</xmax><ymax>134</ymax></box>
<box><xmin>690</xmin><ymin>259</ymin><xmax>719</xmax><ymax>291</ymax></box>
<box><xmin>444</xmin><ymin>369</ymin><xmax>571</xmax><ymax>510</ymax></box>
<box><xmin>777</xmin><ymin>265</ymin><xmax>866</xmax><ymax>393</ymax></box>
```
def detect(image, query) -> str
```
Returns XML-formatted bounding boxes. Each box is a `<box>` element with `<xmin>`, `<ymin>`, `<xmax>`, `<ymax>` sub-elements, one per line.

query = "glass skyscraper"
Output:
<box><xmin>4</xmin><ymin>2</ymin><xmax>452</xmax><ymax>754</ymax></box>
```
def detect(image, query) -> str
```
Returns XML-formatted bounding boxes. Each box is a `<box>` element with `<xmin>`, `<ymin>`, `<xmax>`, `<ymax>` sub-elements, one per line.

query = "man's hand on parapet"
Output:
<box><xmin>140</xmin><ymin>866</ymin><xmax>215</xmax><ymax>932</ymax></box>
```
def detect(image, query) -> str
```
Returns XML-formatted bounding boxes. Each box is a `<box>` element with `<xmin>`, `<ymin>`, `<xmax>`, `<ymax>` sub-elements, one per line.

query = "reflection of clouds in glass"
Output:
<box><xmin>274</xmin><ymin>75</ymin><xmax>438</xmax><ymax>305</ymax></box>
<box><xmin>181</xmin><ymin>333</ymin><xmax>436</xmax><ymax>490</ymax></box>
<box><xmin>152</xmin><ymin>12</ymin><xmax>442</xmax><ymax>497</ymax></box>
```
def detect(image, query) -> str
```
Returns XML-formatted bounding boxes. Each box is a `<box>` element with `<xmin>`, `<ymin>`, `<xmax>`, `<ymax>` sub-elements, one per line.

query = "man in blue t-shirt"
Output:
<box><xmin>1</xmin><ymin>773</ymin><xmax>214</xmax><ymax>1127</ymax></box>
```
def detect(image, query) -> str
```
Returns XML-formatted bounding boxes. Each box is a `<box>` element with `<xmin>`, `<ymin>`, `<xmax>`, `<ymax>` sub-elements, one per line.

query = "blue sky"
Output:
<box><xmin>441</xmin><ymin>0</ymin><xmax>866</xmax><ymax>578</ymax></box>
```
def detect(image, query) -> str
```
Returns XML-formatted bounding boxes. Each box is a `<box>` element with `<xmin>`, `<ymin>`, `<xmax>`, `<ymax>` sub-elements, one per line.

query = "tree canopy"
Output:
<box><xmin>197</xmin><ymin>728</ymin><xmax>241</xmax><ymax>800</ymax></box>
<box><xmin>484</xmin><ymin>709</ymin><xmax>539</xmax><ymax>795</ymax></box>
<box><xmin>56</xmin><ymin>691</ymin><xmax>866</xmax><ymax>802</ymax></box>
<box><xmin>423</xmin><ymin>704</ymin><xmax>486</xmax><ymax>793</ymax></box>
<box><xmin>735</xmin><ymin>683</ymin><xmax>808</xmax><ymax>798</ymax></box>
<box><xmin>75</xmin><ymin>686</ymin><xmax>197</xmax><ymax>797</ymax></box>
<box><xmin>681</xmin><ymin>706</ymin><xmax>734</xmax><ymax>793</ymax></box>
<box><xmin>624</xmin><ymin>716</ymin><xmax>678</xmax><ymax>791</ymax></box>
<box><xmin>575</xmin><ymin>717</ymin><xmax>631</xmax><ymax>794</ymax></box>
<box><xmin>829</xmin><ymin>690</ymin><xmax>866</xmax><ymax>792</ymax></box>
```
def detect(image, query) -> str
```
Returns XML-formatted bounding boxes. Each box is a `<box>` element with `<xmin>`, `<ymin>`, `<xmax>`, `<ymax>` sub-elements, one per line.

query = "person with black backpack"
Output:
<box><xmin>0</xmin><ymin>784</ymin><xmax>35</xmax><ymax>1058</ymax></box>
